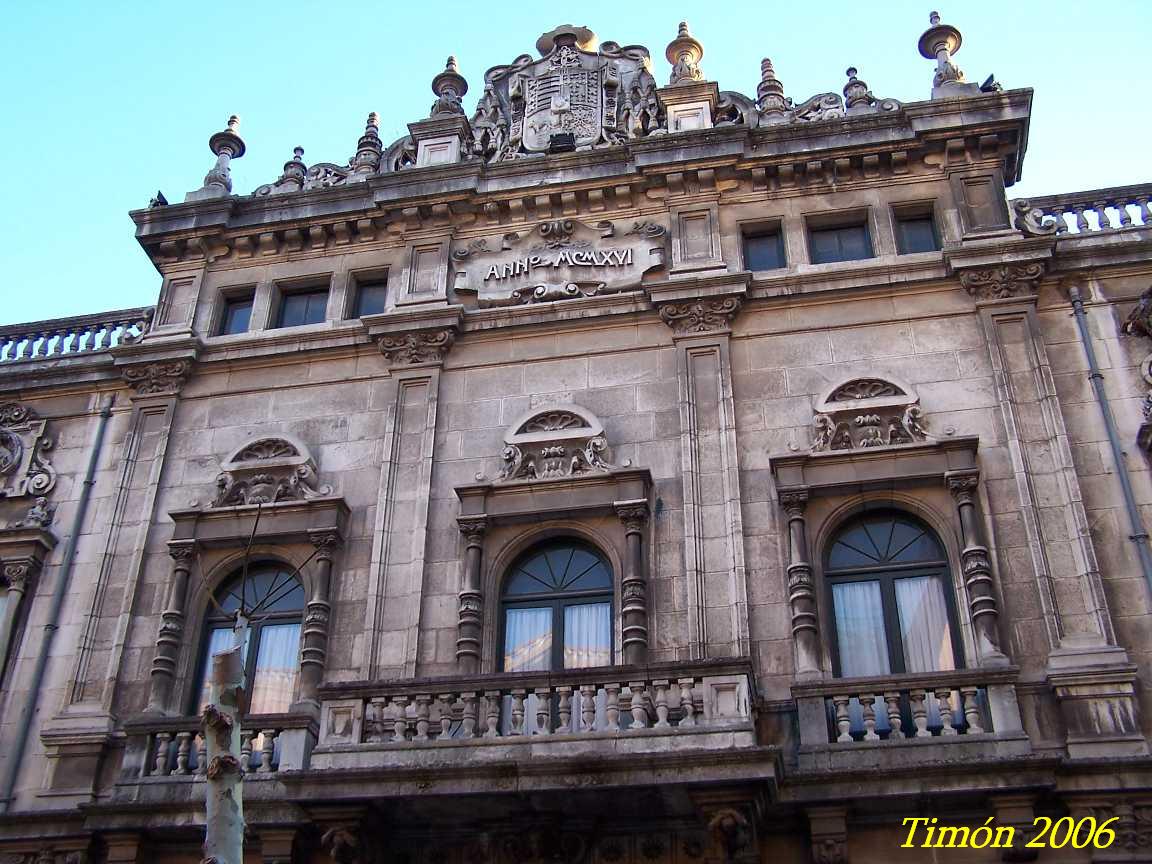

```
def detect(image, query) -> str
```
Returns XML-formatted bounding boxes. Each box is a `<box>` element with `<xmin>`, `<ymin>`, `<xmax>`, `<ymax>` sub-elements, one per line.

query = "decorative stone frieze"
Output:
<box><xmin>811</xmin><ymin>377</ymin><xmax>929</xmax><ymax>451</ymax></box>
<box><xmin>957</xmin><ymin>263</ymin><xmax>1045</xmax><ymax>300</ymax></box>
<box><xmin>119</xmin><ymin>359</ymin><xmax>191</xmax><ymax>397</ymax></box>
<box><xmin>211</xmin><ymin>435</ymin><xmax>331</xmax><ymax>507</ymax></box>
<box><xmin>658</xmin><ymin>296</ymin><xmax>743</xmax><ymax>335</ymax></box>
<box><xmin>497</xmin><ymin>404</ymin><xmax>619</xmax><ymax>482</ymax></box>
<box><xmin>376</xmin><ymin>328</ymin><xmax>456</xmax><ymax>366</ymax></box>
<box><xmin>0</xmin><ymin>403</ymin><xmax>55</xmax><ymax>499</ymax></box>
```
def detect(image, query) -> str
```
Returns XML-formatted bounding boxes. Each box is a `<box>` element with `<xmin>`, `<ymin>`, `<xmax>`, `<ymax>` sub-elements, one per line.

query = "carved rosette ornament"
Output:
<box><xmin>0</xmin><ymin>403</ymin><xmax>56</xmax><ymax>499</ymax></box>
<box><xmin>658</xmin><ymin>296</ymin><xmax>743</xmax><ymax>335</ymax></box>
<box><xmin>120</xmin><ymin>359</ymin><xmax>191</xmax><ymax>397</ymax></box>
<box><xmin>957</xmin><ymin>263</ymin><xmax>1045</xmax><ymax>301</ymax></box>
<box><xmin>376</xmin><ymin>328</ymin><xmax>455</xmax><ymax>366</ymax></box>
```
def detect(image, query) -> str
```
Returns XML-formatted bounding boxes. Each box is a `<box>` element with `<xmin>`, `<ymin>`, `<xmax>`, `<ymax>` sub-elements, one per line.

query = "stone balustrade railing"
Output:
<box><xmin>1015</xmin><ymin>183</ymin><xmax>1152</xmax><ymax>235</ymax></box>
<box><xmin>124</xmin><ymin>712</ymin><xmax>316</xmax><ymax>779</ymax></box>
<box><xmin>791</xmin><ymin>667</ymin><xmax>1023</xmax><ymax>747</ymax></box>
<box><xmin>316</xmin><ymin>659</ymin><xmax>754</xmax><ymax>751</ymax></box>
<box><xmin>0</xmin><ymin>306</ymin><xmax>153</xmax><ymax>364</ymax></box>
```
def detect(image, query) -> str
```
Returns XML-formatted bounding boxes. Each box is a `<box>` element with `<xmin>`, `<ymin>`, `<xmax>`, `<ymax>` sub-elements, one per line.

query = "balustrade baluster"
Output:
<box><xmin>414</xmin><ymin>694</ymin><xmax>432</xmax><ymax>741</ymax></box>
<box><xmin>604</xmin><ymin>683</ymin><xmax>621</xmax><ymax>732</ymax></box>
<box><xmin>1073</xmin><ymin>205</ymin><xmax>1089</xmax><ymax>233</ymax></box>
<box><xmin>555</xmin><ymin>686</ymin><xmax>572</xmax><ymax>734</ymax></box>
<box><xmin>483</xmin><ymin>690</ymin><xmax>501</xmax><ymax>738</ymax></box>
<box><xmin>860</xmin><ymin>693</ymin><xmax>879</xmax><ymax>741</ymax></box>
<box><xmin>677</xmin><ymin>679</ymin><xmax>696</xmax><ymax>728</ymax></box>
<box><xmin>534</xmin><ymin>687</ymin><xmax>551</xmax><ymax>736</ymax></box>
<box><xmin>960</xmin><ymin>687</ymin><xmax>984</xmax><ymax>734</ymax></box>
<box><xmin>437</xmin><ymin>694</ymin><xmax>455</xmax><ymax>740</ymax></box>
<box><xmin>935</xmin><ymin>688</ymin><xmax>957</xmax><ymax>735</ymax></box>
<box><xmin>883</xmin><ymin>692</ymin><xmax>903</xmax><ymax>740</ymax></box>
<box><xmin>153</xmin><ymin>731</ymin><xmax>172</xmax><ymax>776</ymax></box>
<box><xmin>0</xmin><ymin>337</ymin><xmax>9</xmax><ymax>362</ymax></box>
<box><xmin>258</xmin><ymin>730</ymin><xmax>276</xmax><ymax>772</ymax></box>
<box><xmin>653</xmin><ymin>679</ymin><xmax>670</xmax><ymax>729</ymax></box>
<box><xmin>30</xmin><ymin>331</ymin><xmax>47</xmax><ymax>358</ymax></box>
<box><xmin>195</xmin><ymin>735</ymin><xmax>207</xmax><ymax>776</ymax></box>
<box><xmin>461</xmin><ymin>691</ymin><xmax>479</xmax><ymax>738</ymax></box>
<box><xmin>831</xmin><ymin>695</ymin><xmax>852</xmax><ymax>743</ymax></box>
<box><xmin>909</xmin><ymin>690</ymin><xmax>930</xmax><ymax>737</ymax></box>
<box><xmin>580</xmin><ymin>685</ymin><xmax>597</xmax><ymax>732</ymax></box>
<box><xmin>509</xmin><ymin>689</ymin><xmax>526</xmax><ymax>736</ymax></box>
<box><xmin>1139</xmin><ymin>198</ymin><xmax>1152</xmax><ymax>226</ymax></box>
<box><xmin>392</xmin><ymin>696</ymin><xmax>410</xmax><ymax>743</ymax></box>
<box><xmin>174</xmin><ymin>731</ymin><xmax>192</xmax><ymax>775</ymax></box>
<box><xmin>1115</xmin><ymin>200</ymin><xmax>1133</xmax><ymax>227</ymax></box>
<box><xmin>95</xmin><ymin>325</ymin><xmax>111</xmax><ymax>350</ymax></box>
<box><xmin>627</xmin><ymin>681</ymin><xmax>649</xmax><ymax>731</ymax></box>
<box><xmin>239</xmin><ymin>731</ymin><xmax>254</xmax><ymax>772</ymax></box>
<box><xmin>1049</xmin><ymin>206</ymin><xmax>1069</xmax><ymax>234</ymax></box>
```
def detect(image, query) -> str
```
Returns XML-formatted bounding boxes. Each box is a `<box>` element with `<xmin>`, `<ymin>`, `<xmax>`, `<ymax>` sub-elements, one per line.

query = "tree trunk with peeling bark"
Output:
<box><xmin>201</xmin><ymin>636</ymin><xmax>245</xmax><ymax>864</ymax></box>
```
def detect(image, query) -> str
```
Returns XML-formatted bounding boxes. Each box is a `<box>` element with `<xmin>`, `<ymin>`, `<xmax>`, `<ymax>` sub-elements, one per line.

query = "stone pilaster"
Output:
<box><xmin>615</xmin><ymin>500</ymin><xmax>650</xmax><ymax>665</ymax></box>
<box><xmin>946</xmin><ymin>468</ymin><xmax>1009</xmax><ymax>665</ymax></box>
<box><xmin>146</xmin><ymin>540</ymin><xmax>196</xmax><ymax>714</ymax></box>
<box><xmin>0</xmin><ymin>557</ymin><xmax>36</xmax><ymax>674</ymax></box>
<box><xmin>455</xmin><ymin>516</ymin><xmax>487</xmax><ymax>675</ymax></box>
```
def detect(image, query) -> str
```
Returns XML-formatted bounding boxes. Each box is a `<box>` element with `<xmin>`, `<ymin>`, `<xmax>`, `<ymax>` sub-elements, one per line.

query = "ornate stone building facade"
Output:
<box><xmin>0</xmin><ymin>15</ymin><xmax>1150</xmax><ymax>864</ymax></box>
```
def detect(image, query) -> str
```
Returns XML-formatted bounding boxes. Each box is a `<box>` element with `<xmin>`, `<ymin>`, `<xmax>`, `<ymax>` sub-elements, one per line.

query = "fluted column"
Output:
<box><xmin>0</xmin><ymin>558</ymin><xmax>36</xmax><ymax>674</ymax></box>
<box><xmin>780</xmin><ymin>489</ymin><xmax>821</xmax><ymax>676</ymax></box>
<box><xmin>147</xmin><ymin>541</ymin><xmax>196</xmax><ymax>713</ymax></box>
<box><xmin>946</xmin><ymin>469</ymin><xmax>1008</xmax><ymax>665</ymax></box>
<box><xmin>456</xmin><ymin>516</ymin><xmax>487</xmax><ymax>674</ymax></box>
<box><xmin>299</xmin><ymin>530</ymin><xmax>340</xmax><ymax>705</ymax></box>
<box><xmin>616</xmin><ymin>500</ymin><xmax>650</xmax><ymax>665</ymax></box>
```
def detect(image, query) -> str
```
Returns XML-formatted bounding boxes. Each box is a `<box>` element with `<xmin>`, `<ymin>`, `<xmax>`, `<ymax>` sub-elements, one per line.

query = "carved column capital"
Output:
<box><xmin>779</xmin><ymin>488</ymin><xmax>809</xmax><ymax>518</ymax></box>
<box><xmin>946</xmin><ymin>469</ymin><xmax>980</xmax><ymax>505</ymax></box>
<box><xmin>167</xmin><ymin>540</ymin><xmax>197</xmax><ymax>566</ymax></box>
<box><xmin>457</xmin><ymin>516</ymin><xmax>488</xmax><ymax>547</ymax></box>
<box><xmin>657</xmin><ymin>296</ymin><xmax>743</xmax><ymax>335</ymax></box>
<box><xmin>309</xmin><ymin>529</ymin><xmax>343</xmax><ymax>561</ymax></box>
<box><xmin>2</xmin><ymin>558</ymin><xmax>38</xmax><ymax>592</ymax></box>
<box><xmin>321</xmin><ymin>824</ymin><xmax>364</xmax><ymax>864</ymax></box>
<box><xmin>808</xmin><ymin>805</ymin><xmax>849</xmax><ymax>864</ymax></box>
<box><xmin>376</xmin><ymin>327</ymin><xmax>456</xmax><ymax>366</ymax></box>
<box><xmin>957</xmin><ymin>263</ymin><xmax>1045</xmax><ymax>300</ymax></box>
<box><xmin>614</xmin><ymin>500</ymin><xmax>650</xmax><ymax>534</ymax></box>
<box><xmin>120</xmin><ymin>359</ymin><xmax>192</xmax><ymax>398</ymax></box>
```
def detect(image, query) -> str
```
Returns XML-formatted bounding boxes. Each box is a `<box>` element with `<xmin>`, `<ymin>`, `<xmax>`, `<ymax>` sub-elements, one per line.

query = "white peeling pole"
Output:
<box><xmin>201</xmin><ymin>612</ymin><xmax>248</xmax><ymax>864</ymax></box>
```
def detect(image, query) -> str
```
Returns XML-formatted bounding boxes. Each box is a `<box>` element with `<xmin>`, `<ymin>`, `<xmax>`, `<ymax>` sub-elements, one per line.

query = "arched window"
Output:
<box><xmin>194</xmin><ymin>564</ymin><xmax>305</xmax><ymax>714</ymax></box>
<box><xmin>825</xmin><ymin>510</ymin><xmax>964</xmax><ymax>678</ymax></box>
<box><xmin>500</xmin><ymin>541</ymin><xmax>613</xmax><ymax>672</ymax></box>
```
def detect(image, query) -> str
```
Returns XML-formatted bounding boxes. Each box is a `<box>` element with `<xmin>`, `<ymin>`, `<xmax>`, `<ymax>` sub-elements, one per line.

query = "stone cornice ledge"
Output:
<box><xmin>169</xmin><ymin>496</ymin><xmax>350</xmax><ymax>547</ymax></box>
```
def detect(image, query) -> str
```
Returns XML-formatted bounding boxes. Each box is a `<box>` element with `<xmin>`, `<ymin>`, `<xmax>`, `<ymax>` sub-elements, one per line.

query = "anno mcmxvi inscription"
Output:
<box><xmin>451</xmin><ymin>218</ymin><xmax>667</xmax><ymax>306</ymax></box>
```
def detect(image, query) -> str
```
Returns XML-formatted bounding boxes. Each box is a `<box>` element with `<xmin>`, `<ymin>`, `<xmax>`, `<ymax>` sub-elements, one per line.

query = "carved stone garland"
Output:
<box><xmin>811</xmin><ymin>378</ymin><xmax>929</xmax><ymax>452</ymax></box>
<box><xmin>211</xmin><ymin>435</ymin><xmax>331</xmax><ymax>507</ymax></box>
<box><xmin>497</xmin><ymin>406</ymin><xmax>617</xmax><ymax>482</ymax></box>
<box><xmin>0</xmin><ymin>402</ymin><xmax>56</xmax><ymax>500</ymax></box>
<box><xmin>957</xmin><ymin>263</ymin><xmax>1045</xmax><ymax>301</ymax></box>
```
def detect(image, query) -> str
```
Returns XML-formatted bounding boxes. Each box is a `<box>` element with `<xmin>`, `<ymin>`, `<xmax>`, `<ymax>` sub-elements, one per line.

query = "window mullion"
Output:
<box><xmin>880</xmin><ymin>577</ymin><xmax>907</xmax><ymax>674</ymax></box>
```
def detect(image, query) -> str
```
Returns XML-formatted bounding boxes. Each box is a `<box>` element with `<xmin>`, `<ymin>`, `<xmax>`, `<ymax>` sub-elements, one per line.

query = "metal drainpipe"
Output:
<box><xmin>1067</xmin><ymin>284</ymin><xmax>1152</xmax><ymax>593</ymax></box>
<box><xmin>0</xmin><ymin>394</ymin><xmax>114</xmax><ymax>814</ymax></box>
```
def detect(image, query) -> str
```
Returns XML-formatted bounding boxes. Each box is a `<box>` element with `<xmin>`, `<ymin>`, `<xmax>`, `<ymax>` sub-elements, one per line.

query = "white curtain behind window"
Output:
<box><xmin>248</xmin><ymin>623</ymin><xmax>301</xmax><ymax>715</ymax></box>
<box><xmin>504</xmin><ymin>607</ymin><xmax>552</xmax><ymax>672</ymax></box>
<box><xmin>564</xmin><ymin>602</ymin><xmax>611</xmax><ymax>668</ymax></box>
<box><xmin>832</xmin><ymin>581</ymin><xmax>890</xmax><ymax>677</ymax></box>
<box><xmin>197</xmin><ymin>627</ymin><xmax>236</xmax><ymax>711</ymax></box>
<box><xmin>895</xmin><ymin>576</ymin><xmax>956</xmax><ymax>673</ymax></box>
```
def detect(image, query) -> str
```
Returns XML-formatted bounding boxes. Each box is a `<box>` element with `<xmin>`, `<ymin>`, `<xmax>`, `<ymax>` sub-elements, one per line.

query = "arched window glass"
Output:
<box><xmin>501</xmin><ymin>541</ymin><xmax>613</xmax><ymax>672</ymax></box>
<box><xmin>195</xmin><ymin>564</ymin><xmax>305</xmax><ymax>714</ymax></box>
<box><xmin>825</xmin><ymin>511</ymin><xmax>962</xmax><ymax>678</ymax></box>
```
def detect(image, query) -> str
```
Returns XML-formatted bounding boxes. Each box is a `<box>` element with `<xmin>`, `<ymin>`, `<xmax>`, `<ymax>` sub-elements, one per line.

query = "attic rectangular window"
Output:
<box><xmin>275</xmin><ymin>285</ymin><xmax>328</xmax><ymax>328</ymax></box>
<box><xmin>807</xmin><ymin>217</ymin><xmax>874</xmax><ymax>265</ymax></box>
<box><xmin>352</xmin><ymin>277</ymin><xmax>388</xmax><ymax>317</ymax></box>
<box><xmin>218</xmin><ymin>294</ymin><xmax>254</xmax><ymax>336</ymax></box>
<box><xmin>742</xmin><ymin>228</ymin><xmax>786</xmax><ymax>271</ymax></box>
<box><xmin>894</xmin><ymin>210</ymin><xmax>940</xmax><ymax>254</ymax></box>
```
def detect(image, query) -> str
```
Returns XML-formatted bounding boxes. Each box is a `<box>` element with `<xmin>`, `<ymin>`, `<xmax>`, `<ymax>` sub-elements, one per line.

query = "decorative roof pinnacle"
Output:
<box><xmin>208</xmin><ymin>114</ymin><xmax>246</xmax><ymax>159</ymax></box>
<box><xmin>186</xmin><ymin>114</ymin><xmax>246</xmax><ymax>201</ymax></box>
<box><xmin>843</xmin><ymin>67</ymin><xmax>873</xmax><ymax>110</ymax></box>
<box><xmin>918</xmin><ymin>9</ymin><xmax>968</xmax><ymax>93</ymax></box>
<box><xmin>429</xmin><ymin>55</ymin><xmax>468</xmax><ymax>118</ymax></box>
<box><xmin>757</xmin><ymin>57</ymin><xmax>788</xmax><ymax>117</ymax></box>
<box><xmin>665</xmin><ymin>20</ymin><xmax>705</xmax><ymax>86</ymax></box>
<box><xmin>351</xmin><ymin>112</ymin><xmax>383</xmax><ymax>174</ymax></box>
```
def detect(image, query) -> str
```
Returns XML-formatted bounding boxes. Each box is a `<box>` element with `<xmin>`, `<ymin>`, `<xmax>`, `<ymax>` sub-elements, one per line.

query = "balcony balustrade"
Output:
<box><xmin>1015</xmin><ymin>183</ymin><xmax>1152</xmax><ymax>235</ymax></box>
<box><xmin>0</xmin><ymin>307</ymin><xmax>153</xmax><ymax>364</ymax></box>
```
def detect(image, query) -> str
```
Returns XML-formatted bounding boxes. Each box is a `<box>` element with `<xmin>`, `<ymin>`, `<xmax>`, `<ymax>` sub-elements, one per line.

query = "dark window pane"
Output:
<box><xmin>212</xmin><ymin>567</ymin><xmax>305</xmax><ymax>617</ymax></box>
<box><xmin>504</xmin><ymin>543</ymin><xmax>612</xmax><ymax>596</ymax></box>
<box><xmin>219</xmin><ymin>298</ymin><xmax>253</xmax><ymax>335</ymax></box>
<box><xmin>826</xmin><ymin>512</ymin><xmax>945</xmax><ymax>571</ymax></box>
<box><xmin>896</xmin><ymin>215</ymin><xmax>938</xmax><ymax>254</ymax></box>
<box><xmin>809</xmin><ymin>223</ymin><xmax>873</xmax><ymax>264</ymax></box>
<box><xmin>276</xmin><ymin>289</ymin><xmax>328</xmax><ymax>328</ymax></box>
<box><xmin>743</xmin><ymin>231</ymin><xmax>785</xmax><ymax>271</ymax></box>
<box><xmin>353</xmin><ymin>280</ymin><xmax>388</xmax><ymax>317</ymax></box>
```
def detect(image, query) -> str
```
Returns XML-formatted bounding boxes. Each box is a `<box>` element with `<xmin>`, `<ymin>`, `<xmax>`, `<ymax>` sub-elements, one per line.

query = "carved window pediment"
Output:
<box><xmin>812</xmin><ymin>377</ymin><xmax>929</xmax><ymax>452</ymax></box>
<box><xmin>211</xmin><ymin>433</ymin><xmax>331</xmax><ymax>507</ymax></box>
<box><xmin>497</xmin><ymin>404</ymin><xmax>621</xmax><ymax>483</ymax></box>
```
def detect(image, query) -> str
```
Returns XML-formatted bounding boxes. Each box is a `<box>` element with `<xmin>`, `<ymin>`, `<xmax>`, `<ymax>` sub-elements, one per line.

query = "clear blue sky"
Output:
<box><xmin>2</xmin><ymin>0</ymin><xmax>1147</xmax><ymax>324</ymax></box>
